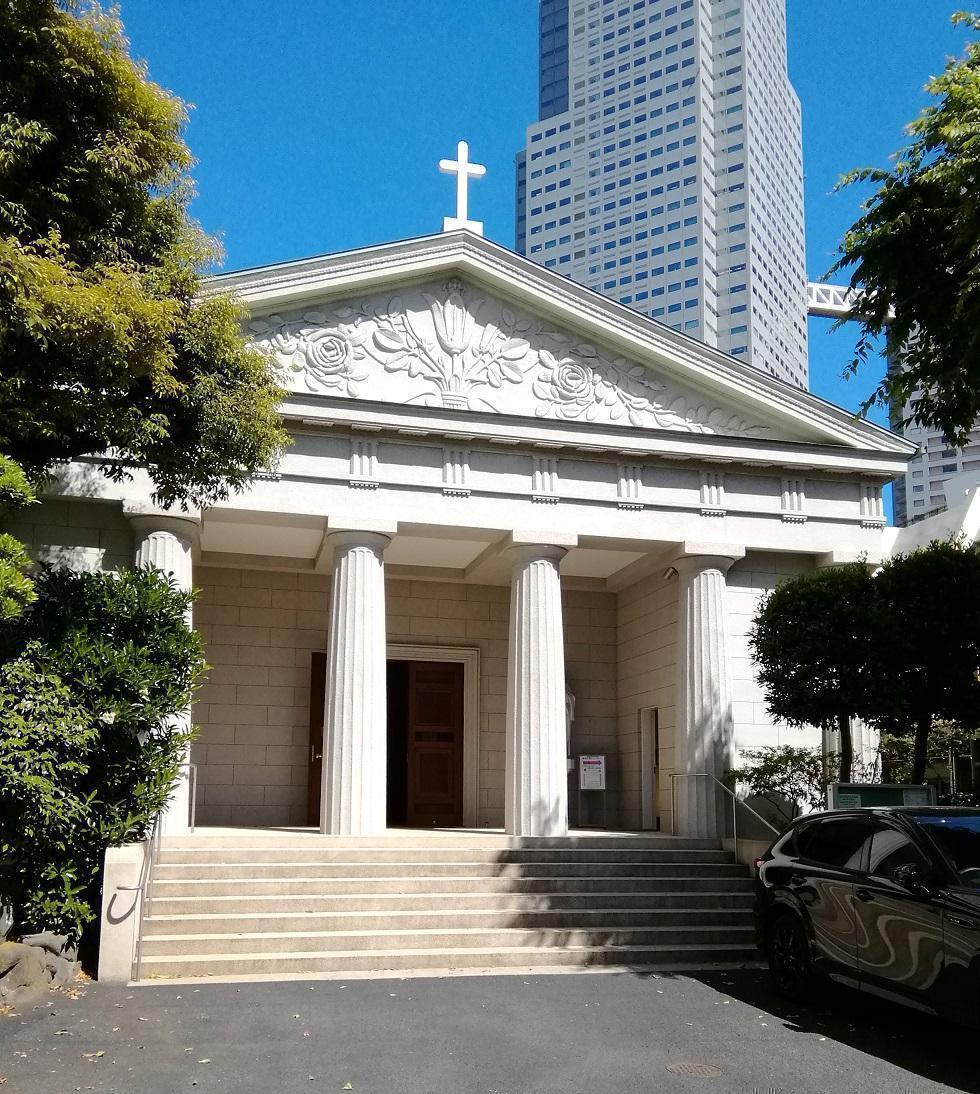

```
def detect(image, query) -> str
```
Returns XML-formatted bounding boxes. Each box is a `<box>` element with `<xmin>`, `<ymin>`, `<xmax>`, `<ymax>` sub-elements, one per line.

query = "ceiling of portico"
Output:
<box><xmin>199</xmin><ymin>513</ymin><xmax>664</xmax><ymax>589</ymax></box>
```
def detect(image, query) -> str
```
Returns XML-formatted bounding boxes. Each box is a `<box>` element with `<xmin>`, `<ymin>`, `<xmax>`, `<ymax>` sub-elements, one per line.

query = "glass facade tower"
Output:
<box><xmin>516</xmin><ymin>0</ymin><xmax>809</xmax><ymax>388</ymax></box>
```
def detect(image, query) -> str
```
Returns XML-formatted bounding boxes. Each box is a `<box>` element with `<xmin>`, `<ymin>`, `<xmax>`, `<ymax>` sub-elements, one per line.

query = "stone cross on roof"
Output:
<box><xmin>439</xmin><ymin>140</ymin><xmax>486</xmax><ymax>236</ymax></box>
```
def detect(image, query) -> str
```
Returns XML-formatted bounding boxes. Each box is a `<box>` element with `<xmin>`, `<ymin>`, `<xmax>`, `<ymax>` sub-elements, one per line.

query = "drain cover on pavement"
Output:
<box><xmin>665</xmin><ymin>1062</ymin><xmax>723</xmax><ymax>1078</ymax></box>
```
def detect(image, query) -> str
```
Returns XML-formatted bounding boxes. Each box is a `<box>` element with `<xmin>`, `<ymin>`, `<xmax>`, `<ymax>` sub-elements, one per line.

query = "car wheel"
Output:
<box><xmin>767</xmin><ymin>913</ymin><xmax>813</xmax><ymax>1001</ymax></box>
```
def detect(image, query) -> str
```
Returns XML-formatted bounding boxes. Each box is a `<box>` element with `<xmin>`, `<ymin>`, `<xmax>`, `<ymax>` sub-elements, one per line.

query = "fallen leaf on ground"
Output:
<box><xmin>343</xmin><ymin>1084</ymin><xmax>353</xmax><ymax>1090</ymax></box>
<box><xmin>82</xmin><ymin>1051</ymin><xmax>104</xmax><ymax>1060</ymax></box>
<box><xmin>198</xmin><ymin>1059</ymin><xmax>211</xmax><ymax>1064</ymax></box>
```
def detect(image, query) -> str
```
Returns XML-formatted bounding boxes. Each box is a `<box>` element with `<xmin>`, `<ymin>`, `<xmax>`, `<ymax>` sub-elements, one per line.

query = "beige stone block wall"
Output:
<box><xmin>192</xmin><ymin>567</ymin><xmax>620</xmax><ymax>829</ymax></box>
<box><xmin>192</xmin><ymin>566</ymin><xmax>328</xmax><ymax>827</ymax></box>
<box><xmin>616</xmin><ymin>570</ymin><xmax>677</xmax><ymax>833</ymax></box>
<box><xmin>4</xmin><ymin>498</ymin><xmax>133</xmax><ymax>572</ymax></box>
<box><xmin>562</xmin><ymin>588</ymin><xmax>619</xmax><ymax>827</ymax></box>
<box><xmin>727</xmin><ymin>551</ymin><xmax>820</xmax><ymax>757</ymax></box>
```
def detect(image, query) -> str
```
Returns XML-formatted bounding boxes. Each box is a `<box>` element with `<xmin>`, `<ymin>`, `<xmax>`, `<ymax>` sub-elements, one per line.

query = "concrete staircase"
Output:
<box><xmin>138</xmin><ymin>831</ymin><xmax>759</xmax><ymax>980</ymax></box>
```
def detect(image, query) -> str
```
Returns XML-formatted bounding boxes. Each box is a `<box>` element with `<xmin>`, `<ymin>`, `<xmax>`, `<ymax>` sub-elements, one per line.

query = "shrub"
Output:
<box><xmin>0</xmin><ymin>655</ymin><xmax>98</xmax><ymax>936</ymax></box>
<box><xmin>0</xmin><ymin>566</ymin><xmax>206</xmax><ymax>940</ymax></box>
<box><xmin>728</xmin><ymin>746</ymin><xmax>829</xmax><ymax>829</ymax></box>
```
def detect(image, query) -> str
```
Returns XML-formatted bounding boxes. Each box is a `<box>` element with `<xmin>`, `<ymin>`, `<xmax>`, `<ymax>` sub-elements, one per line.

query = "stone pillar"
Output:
<box><xmin>504</xmin><ymin>533</ymin><xmax>576</xmax><ymax>837</ymax></box>
<box><xmin>321</xmin><ymin>526</ymin><xmax>393</xmax><ymax>835</ymax></box>
<box><xmin>672</xmin><ymin>546</ymin><xmax>743</xmax><ymax>839</ymax></box>
<box><xmin>124</xmin><ymin>504</ymin><xmax>199</xmax><ymax>837</ymax></box>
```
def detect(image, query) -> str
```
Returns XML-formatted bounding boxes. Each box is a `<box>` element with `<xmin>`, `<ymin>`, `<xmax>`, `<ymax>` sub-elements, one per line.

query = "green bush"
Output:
<box><xmin>0</xmin><ymin>566</ymin><xmax>206</xmax><ymax>940</ymax></box>
<box><xmin>0</xmin><ymin>655</ymin><xmax>98</xmax><ymax>936</ymax></box>
<box><xmin>728</xmin><ymin>746</ymin><xmax>829</xmax><ymax>829</ymax></box>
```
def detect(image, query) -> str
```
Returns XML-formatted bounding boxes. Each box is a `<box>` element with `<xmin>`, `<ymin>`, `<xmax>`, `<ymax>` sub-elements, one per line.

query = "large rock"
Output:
<box><xmin>0</xmin><ymin>941</ymin><xmax>47</xmax><ymax>1002</ymax></box>
<box><xmin>19</xmin><ymin>931</ymin><xmax>77</xmax><ymax>962</ymax></box>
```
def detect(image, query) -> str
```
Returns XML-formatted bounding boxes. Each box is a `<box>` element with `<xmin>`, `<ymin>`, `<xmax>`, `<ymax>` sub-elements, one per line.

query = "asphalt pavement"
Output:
<box><xmin>1</xmin><ymin>967</ymin><xmax>976</xmax><ymax>1094</ymax></box>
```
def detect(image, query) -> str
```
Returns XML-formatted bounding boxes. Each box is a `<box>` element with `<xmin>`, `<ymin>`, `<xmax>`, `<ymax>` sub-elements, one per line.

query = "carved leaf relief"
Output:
<box><xmin>247</xmin><ymin>278</ymin><xmax>770</xmax><ymax>438</ymax></box>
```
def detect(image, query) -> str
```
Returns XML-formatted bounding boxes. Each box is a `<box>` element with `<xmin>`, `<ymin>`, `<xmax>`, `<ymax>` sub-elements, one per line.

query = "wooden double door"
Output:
<box><xmin>307</xmin><ymin>656</ymin><xmax>465</xmax><ymax>828</ymax></box>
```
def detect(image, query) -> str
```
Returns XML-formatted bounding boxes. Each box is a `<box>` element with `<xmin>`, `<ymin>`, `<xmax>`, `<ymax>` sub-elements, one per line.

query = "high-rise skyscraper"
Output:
<box><xmin>516</xmin><ymin>0</ymin><xmax>809</xmax><ymax>387</ymax></box>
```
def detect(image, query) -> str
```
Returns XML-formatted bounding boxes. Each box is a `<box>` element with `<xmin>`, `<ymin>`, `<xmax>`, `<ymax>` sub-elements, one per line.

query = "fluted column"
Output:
<box><xmin>673</xmin><ymin>548</ymin><xmax>741</xmax><ymax>839</ymax></box>
<box><xmin>125</xmin><ymin>505</ymin><xmax>200</xmax><ymax>837</ymax></box>
<box><xmin>321</xmin><ymin>529</ymin><xmax>391</xmax><ymax>835</ymax></box>
<box><xmin>504</xmin><ymin>534</ymin><xmax>575</xmax><ymax>837</ymax></box>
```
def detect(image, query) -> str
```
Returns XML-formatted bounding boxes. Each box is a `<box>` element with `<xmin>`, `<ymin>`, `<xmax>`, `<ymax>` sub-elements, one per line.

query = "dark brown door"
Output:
<box><xmin>307</xmin><ymin>651</ymin><xmax>327</xmax><ymax>825</ymax></box>
<box><xmin>405</xmin><ymin>661</ymin><xmax>464</xmax><ymax>828</ymax></box>
<box><xmin>307</xmin><ymin>656</ymin><xmax>465</xmax><ymax>828</ymax></box>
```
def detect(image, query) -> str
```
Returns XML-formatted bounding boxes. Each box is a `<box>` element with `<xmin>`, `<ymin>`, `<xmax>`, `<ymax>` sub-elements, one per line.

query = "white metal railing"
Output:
<box><xmin>119</xmin><ymin>816</ymin><xmax>162</xmax><ymax>982</ymax></box>
<box><xmin>124</xmin><ymin>761</ymin><xmax>198</xmax><ymax>980</ymax></box>
<box><xmin>669</xmin><ymin>772</ymin><xmax>780</xmax><ymax>859</ymax></box>
<box><xmin>189</xmin><ymin>762</ymin><xmax>198</xmax><ymax>833</ymax></box>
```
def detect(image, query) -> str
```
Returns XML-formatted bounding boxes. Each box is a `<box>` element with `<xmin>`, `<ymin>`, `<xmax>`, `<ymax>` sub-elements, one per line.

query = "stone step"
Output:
<box><xmin>155</xmin><ymin>846</ymin><xmax>734</xmax><ymax>866</ymax></box>
<box><xmin>161</xmin><ymin>834</ymin><xmax>722</xmax><ymax>851</ymax></box>
<box><xmin>150</xmin><ymin>874</ymin><xmax>755</xmax><ymax>897</ymax></box>
<box><xmin>139</xmin><ymin>942</ymin><xmax>761</xmax><ymax>978</ymax></box>
<box><xmin>140</xmin><ymin>924</ymin><xmax>756</xmax><ymax>957</ymax></box>
<box><xmin>143</xmin><ymin>907</ymin><xmax>754</xmax><ymax>935</ymax></box>
<box><xmin>152</xmin><ymin>861</ymin><xmax>747</xmax><ymax>881</ymax></box>
<box><xmin>149</xmin><ymin>889</ymin><xmax>755</xmax><ymax>915</ymax></box>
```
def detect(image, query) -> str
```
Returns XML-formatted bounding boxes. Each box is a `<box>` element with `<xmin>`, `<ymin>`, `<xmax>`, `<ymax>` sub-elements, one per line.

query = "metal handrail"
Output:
<box><xmin>188</xmin><ymin>762</ymin><xmax>198</xmax><ymax>834</ymax></box>
<box><xmin>669</xmin><ymin>771</ymin><xmax>780</xmax><ymax>859</ymax></box>
<box><xmin>119</xmin><ymin>815</ymin><xmax>161</xmax><ymax>983</ymax></box>
<box><xmin>123</xmin><ymin>761</ymin><xmax>195</xmax><ymax>980</ymax></box>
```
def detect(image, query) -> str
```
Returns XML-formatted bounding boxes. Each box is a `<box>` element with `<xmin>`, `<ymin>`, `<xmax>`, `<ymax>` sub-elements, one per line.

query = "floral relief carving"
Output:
<box><xmin>247</xmin><ymin>311</ymin><xmax>371</xmax><ymax>396</ymax></box>
<box><xmin>247</xmin><ymin>279</ymin><xmax>770</xmax><ymax>439</ymax></box>
<box><xmin>365</xmin><ymin>278</ymin><xmax>533</xmax><ymax>411</ymax></box>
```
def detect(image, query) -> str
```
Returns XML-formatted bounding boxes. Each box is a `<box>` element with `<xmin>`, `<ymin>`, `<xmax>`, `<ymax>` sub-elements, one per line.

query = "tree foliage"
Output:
<box><xmin>0</xmin><ymin>566</ymin><xmax>206</xmax><ymax>939</ymax></box>
<box><xmin>749</xmin><ymin>564</ymin><xmax>880</xmax><ymax>780</ymax></box>
<box><xmin>830</xmin><ymin>12</ymin><xmax>980</xmax><ymax>445</ymax></box>
<box><xmin>0</xmin><ymin>656</ymin><xmax>98</xmax><ymax>937</ymax></box>
<box><xmin>872</xmin><ymin>541</ymin><xmax>980</xmax><ymax>782</ymax></box>
<box><xmin>0</xmin><ymin>0</ymin><xmax>287</xmax><ymax>506</ymax></box>
<box><xmin>727</xmin><ymin>746</ymin><xmax>828</xmax><ymax>828</ymax></box>
<box><xmin>750</xmin><ymin>542</ymin><xmax>980</xmax><ymax>789</ymax></box>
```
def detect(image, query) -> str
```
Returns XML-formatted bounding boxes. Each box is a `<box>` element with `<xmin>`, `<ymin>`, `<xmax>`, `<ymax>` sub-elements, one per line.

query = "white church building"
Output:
<box><xmin>11</xmin><ymin>220</ymin><xmax>919</xmax><ymax>843</ymax></box>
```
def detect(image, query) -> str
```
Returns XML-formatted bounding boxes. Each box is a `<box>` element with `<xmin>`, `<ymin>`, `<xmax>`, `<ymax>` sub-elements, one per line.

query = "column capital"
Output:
<box><xmin>326</xmin><ymin>516</ymin><xmax>398</xmax><ymax>537</ymax></box>
<box><xmin>505</xmin><ymin>530</ymin><xmax>578</xmax><ymax>561</ymax></box>
<box><xmin>315</xmin><ymin>521</ymin><xmax>395</xmax><ymax>572</ymax></box>
<box><xmin>815</xmin><ymin>549</ymin><xmax>881</xmax><ymax>569</ymax></box>
<box><xmin>123</xmin><ymin>501</ymin><xmax>200</xmax><ymax>542</ymax></box>
<box><xmin>670</xmin><ymin>541</ymin><xmax>744</xmax><ymax>578</ymax></box>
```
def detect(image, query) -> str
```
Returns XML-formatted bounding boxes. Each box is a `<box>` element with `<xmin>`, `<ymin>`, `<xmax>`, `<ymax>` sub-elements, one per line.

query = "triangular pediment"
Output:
<box><xmin>213</xmin><ymin>232</ymin><xmax>915</xmax><ymax>454</ymax></box>
<box><xmin>246</xmin><ymin>274</ymin><xmax>775</xmax><ymax>441</ymax></box>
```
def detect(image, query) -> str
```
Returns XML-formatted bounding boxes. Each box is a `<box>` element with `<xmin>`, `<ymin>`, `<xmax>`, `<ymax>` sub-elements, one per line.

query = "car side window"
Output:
<box><xmin>866</xmin><ymin>826</ymin><xmax>929</xmax><ymax>880</ymax></box>
<box><xmin>793</xmin><ymin>818</ymin><xmax>869</xmax><ymax>870</ymax></box>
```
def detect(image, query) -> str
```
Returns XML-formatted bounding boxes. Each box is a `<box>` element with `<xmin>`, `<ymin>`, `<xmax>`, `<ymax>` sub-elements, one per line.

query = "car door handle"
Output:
<box><xmin>856</xmin><ymin>888</ymin><xmax>874</xmax><ymax>903</ymax></box>
<box><xmin>948</xmin><ymin>915</ymin><xmax>980</xmax><ymax>930</ymax></box>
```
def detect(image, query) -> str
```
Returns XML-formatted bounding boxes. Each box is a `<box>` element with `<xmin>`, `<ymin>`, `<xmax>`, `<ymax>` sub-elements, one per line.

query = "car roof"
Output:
<box><xmin>792</xmin><ymin>806</ymin><xmax>980</xmax><ymax>823</ymax></box>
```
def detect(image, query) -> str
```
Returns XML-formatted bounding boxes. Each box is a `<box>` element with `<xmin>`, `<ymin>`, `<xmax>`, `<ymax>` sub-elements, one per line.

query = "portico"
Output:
<box><xmin>15</xmin><ymin>230</ymin><xmax>916</xmax><ymax>842</ymax></box>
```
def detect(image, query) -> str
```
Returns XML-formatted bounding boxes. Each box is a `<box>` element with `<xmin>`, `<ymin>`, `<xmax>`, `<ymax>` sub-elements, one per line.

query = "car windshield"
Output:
<box><xmin>912</xmin><ymin>814</ymin><xmax>980</xmax><ymax>889</ymax></box>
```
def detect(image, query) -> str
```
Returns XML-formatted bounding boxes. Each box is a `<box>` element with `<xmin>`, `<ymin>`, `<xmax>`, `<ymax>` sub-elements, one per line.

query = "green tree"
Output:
<box><xmin>829</xmin><ymin>12</ymin><xmax>980</xmax><ymax>446</ymax></box>
<box><xmin>873</xmin><ymin>541</ymin><xmax>980</xmax><ymax>783</ymax></box>
<box><xmin>0</xmin><ymin>566</ymin><xmax>206</xmax><ymax>939</ymax></box>
<box><xmin>0</xmin><ymin>0</ymin><xmax>287</xmax><ymax>506</ymax></box>
<box><xmin>727</xmin><ymin>746</ymin><xmax>828</xmax><ymax>828</ymax></box>
<box><xmin>0</xmin><ymin>455</ymin><xmax>37</xmax><ymax>619</ymax></box>
<box><xmin>749</xmin><ymin>565</ymin><xmax>881</xmax><ymax>781</ymax></box>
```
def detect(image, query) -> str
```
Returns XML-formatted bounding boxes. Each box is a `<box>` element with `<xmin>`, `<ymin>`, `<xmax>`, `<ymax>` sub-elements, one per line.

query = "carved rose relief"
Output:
<box><xmin>248</xmin><ymin>311</ymin><xmax>371</xmax><ymax>396</ymax></box>
<box><xmin>247</xmin><ymin>279</ymin><xmax>770</xmax><ymax>439</ymax></box>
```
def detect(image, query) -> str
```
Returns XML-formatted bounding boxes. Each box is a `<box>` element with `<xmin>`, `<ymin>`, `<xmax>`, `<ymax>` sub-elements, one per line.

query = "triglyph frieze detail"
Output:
<box><xmin>248</xmin><ymin>279</ymin><xmax>771</xmax><ymax>439</ymax></box>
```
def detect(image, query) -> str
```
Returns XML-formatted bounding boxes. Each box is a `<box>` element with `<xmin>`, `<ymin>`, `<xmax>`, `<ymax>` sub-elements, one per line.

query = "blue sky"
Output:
<box><xmin>121</xmin><ymin>1</ymin><xmax>971</xmax><ymax>426</ymax></box>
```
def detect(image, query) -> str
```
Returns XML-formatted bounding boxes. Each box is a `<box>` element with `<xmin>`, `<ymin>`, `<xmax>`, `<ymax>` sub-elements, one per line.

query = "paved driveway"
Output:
<box><xmin>1</xmin><ymin>968</ymin><xmax>976</xmax><ymax>1094</ymax></box>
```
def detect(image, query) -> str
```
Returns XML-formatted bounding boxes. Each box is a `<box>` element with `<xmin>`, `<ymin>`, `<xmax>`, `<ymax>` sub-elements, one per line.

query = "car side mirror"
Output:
<box><xmin>893</xmin><ymin>863</ymin><xmax>931</xmax><ymax>894</ymax></box>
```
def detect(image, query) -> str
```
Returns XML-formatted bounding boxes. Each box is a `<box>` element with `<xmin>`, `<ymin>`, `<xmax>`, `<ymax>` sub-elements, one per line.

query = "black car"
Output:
<box><xmin>754</xmin><ymin>807</ymin><xmax>980</xmax><ymax>1027</ymax></box>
